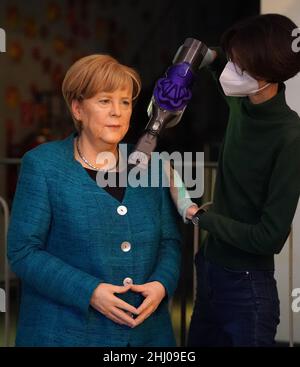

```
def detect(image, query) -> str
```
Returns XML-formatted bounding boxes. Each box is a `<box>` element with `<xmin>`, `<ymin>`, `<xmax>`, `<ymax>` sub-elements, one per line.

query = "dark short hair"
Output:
<box><xmin>221</xmin><ymin>14</ymin><xmax>300</xmax><ymax>82</ymax></box>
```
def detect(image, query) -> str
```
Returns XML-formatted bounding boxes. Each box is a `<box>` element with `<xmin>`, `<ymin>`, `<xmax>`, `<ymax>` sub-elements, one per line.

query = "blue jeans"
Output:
<box><xmin>187</xmin><ymin>253</ymin><xmax>280</xmax><ymax>347</ymax></box>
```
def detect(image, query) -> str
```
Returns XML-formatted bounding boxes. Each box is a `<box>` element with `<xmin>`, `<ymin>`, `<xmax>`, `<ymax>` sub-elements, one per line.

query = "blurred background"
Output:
<box><xmin>0</xmin><ymin>0</ymin><xmax>299</xmax><ymax>347</ymax></box>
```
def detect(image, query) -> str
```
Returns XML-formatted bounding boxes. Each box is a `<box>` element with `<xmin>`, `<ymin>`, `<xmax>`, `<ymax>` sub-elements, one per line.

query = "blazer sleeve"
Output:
<box><xmin>147</xmin><ymin>186</ymin><xmax>182</xmax><ymax>298</ymax></box>
<box><xmin>7</xmin><ymin>151</ymin><xmax>101</xmax><ymax>315</ymax></box>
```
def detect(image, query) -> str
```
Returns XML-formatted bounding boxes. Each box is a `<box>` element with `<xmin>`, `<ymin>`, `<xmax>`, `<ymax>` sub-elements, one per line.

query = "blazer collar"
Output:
<box><xmin>62</xmin><ymin>132</ymin><xmax>131</xmax><ymax>196</ymax></box>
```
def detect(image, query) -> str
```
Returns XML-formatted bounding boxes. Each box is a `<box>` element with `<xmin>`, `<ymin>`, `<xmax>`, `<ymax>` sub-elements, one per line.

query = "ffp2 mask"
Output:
<box><xmin>219</xmin><ymin>61</ymin><xmax>270</xmax><ymax>97</ymax></box>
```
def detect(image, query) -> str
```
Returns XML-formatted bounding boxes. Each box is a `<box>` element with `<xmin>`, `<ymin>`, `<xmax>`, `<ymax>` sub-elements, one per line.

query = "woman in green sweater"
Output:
<box><xmin>185</xmin><ymin>14</ymin><xmax>300</xmax><ymax>346</ymax></box>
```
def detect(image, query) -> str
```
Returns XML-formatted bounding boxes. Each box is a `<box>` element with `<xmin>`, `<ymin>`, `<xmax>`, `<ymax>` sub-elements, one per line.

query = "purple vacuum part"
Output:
<box><xmin>128</xmin><ymin>38</ymin><xmax>208</xmax><ymax>167</ymax></box>
<box><xmin>153</xmin><ymin>62</ymin><xmax>194</xmax><ymax>112</ymax></box>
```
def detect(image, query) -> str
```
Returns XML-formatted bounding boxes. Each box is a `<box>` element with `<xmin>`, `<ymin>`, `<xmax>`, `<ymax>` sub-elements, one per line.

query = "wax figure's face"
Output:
<box><xmin>72</xmin><ymin>85</ymin><xmax>133</xmax><ymax>145</ymax></box>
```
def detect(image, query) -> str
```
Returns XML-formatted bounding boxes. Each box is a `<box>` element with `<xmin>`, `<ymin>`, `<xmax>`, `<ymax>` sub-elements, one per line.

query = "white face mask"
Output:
<box><xmin>219</xmin><ymin>61</ymin><xmax>270</xmax><ymax>97</ymax></box>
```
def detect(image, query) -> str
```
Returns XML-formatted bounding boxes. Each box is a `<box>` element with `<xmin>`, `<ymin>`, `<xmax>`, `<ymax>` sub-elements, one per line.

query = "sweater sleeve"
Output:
<box><xmin>7</xmin><ymin>151</ymin><xmax>101</xmax><ymax>315</ymax></box>
<box><xmin>199</xmin><ymin>138</ymin><xmax>300</xmax><ymax>256</ymax></box>
<box><xmin>148</xmin><ymin>186</ymin><xmax>182</xmax><ymax>298</ymax></box>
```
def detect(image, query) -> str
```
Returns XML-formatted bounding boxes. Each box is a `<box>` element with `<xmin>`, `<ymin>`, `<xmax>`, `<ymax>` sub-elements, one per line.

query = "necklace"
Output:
<box><xmin>76</xmin><ymin>137</ymin><xmax>119</xmax><ymax>171</ymax></box>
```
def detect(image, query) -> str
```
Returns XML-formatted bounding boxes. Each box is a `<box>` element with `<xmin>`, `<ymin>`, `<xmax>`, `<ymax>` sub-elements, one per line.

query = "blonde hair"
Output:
<box><xmin>62</xmin><ymin>54</ymin><xmax>141</xmax><ymax>132</ymax></box>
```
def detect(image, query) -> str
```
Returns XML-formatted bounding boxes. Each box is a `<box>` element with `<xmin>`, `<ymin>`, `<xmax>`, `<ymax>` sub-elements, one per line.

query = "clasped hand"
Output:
<box><xmin>90</xmin><ymin>281</ymin><xmax>166</xmax><ymax>328</ymax></box>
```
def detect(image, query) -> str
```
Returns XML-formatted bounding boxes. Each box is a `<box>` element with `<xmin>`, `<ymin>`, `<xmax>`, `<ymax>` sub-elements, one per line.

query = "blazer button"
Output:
<box><xmin>123</xmin><ymin>277</ymin><xmax>133</xmax><ymax>286</ymax></box>
<box><xmin>121</xmin><ymin>241</ymin><xmax>131</xmax><ymax>252</ymax></box>
<box><xmin>117</xmin><ymin>205</ymin><xmax>127</xmax><ymax>215</ymax></box>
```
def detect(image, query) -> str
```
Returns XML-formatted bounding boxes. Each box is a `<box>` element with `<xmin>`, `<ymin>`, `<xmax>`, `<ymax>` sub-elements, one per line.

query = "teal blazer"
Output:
<box><xmin>7</xmin><ymin>133</ymin><xmax>182</xmax><ymax>347</ymax></box>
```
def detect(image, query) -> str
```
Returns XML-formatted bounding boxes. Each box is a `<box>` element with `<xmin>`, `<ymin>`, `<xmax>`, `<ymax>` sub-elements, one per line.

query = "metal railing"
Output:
<box><xmin>0</xmin><ymin>196</ymin><xmax>10</xmax><ymax>347</ymax></box>
<box><xmin>0</xmin><ymin>158</ymin><xmax>20</xmax><ymax>347</ymax></box>
<box><xmin>289</xmin><ymin>229</ymin><xmax>294</xmax><ymax>347</ymax></box>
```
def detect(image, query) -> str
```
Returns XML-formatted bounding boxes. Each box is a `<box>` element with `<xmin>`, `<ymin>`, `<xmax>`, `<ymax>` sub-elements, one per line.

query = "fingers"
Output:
<box><xmin>136</xmin><ymin>296</ymin><xmax>152</xmax><ymax>315</ymax></box>
<box><xmin>95</xmin><ymin>304</ymin><xmax>136</xmax><ymax>328</ymax></box>
<box><xmin>93</xmin><ymin>283</ymin><xmax>161</xmax><ymax>328</ymax></box>
<box><xmin>134</xmin><ymin>307</ymin><xmax>154</xmax><ymax>327</ymax></box>
<box><xmin>133</xmin><ymin>296</ymin><xmax>155</xmax><ymax>327</ymax></box>
<box><xmin>186</xmin><ymin>204</ymin><xmax>199</xmax><ymax>220</ymax></box>
<box><xmin>130</xmin><ymin>284</ymin><xmax>146</xmax><ymax>294</ymax></box>
<box><xmin>111</xmin><ymin>308</ymin><xmax>136</xmax><ymax>328</ymax></box>
<box><xmin>113</xmin><ymin>285</ymin><xmax>132</xmax><ymax>294</ymax></box>
<box><xmin>91</xmin><ymin>303</ymin><xmax>127</xmax><ymax>326</ymax></box>
<box><xmin>107</xmin><ymin>312</ymin><xmax>127</xmax><ymax>326</ymax></box>
<box><xmin>111</xmin><ymin>285</ymin><xmax>139</xmax><ymax>313</ymax></box>
<box><xmin>114</xmin><ymin>297</ymin><xmax>139</xmax><ymax>315</ymax></box>
<box><xmin>112</xmin><ymin>284</ymin><xmax>152</xmax><ymax>327</ymax></box>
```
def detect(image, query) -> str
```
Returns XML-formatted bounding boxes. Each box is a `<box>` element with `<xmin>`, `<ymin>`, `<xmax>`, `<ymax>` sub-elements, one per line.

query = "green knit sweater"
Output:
<box><xmin>199</xmin><ymin>49</ymin><xmax>300</xmax><ymax>270</ymax></box>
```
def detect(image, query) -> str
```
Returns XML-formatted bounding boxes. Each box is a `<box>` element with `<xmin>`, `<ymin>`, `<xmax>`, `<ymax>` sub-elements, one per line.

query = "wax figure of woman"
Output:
<box><xmin>8</xmin><ymin>54</ymin><xmax>181</xmax><ymax>347</ymax></box>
